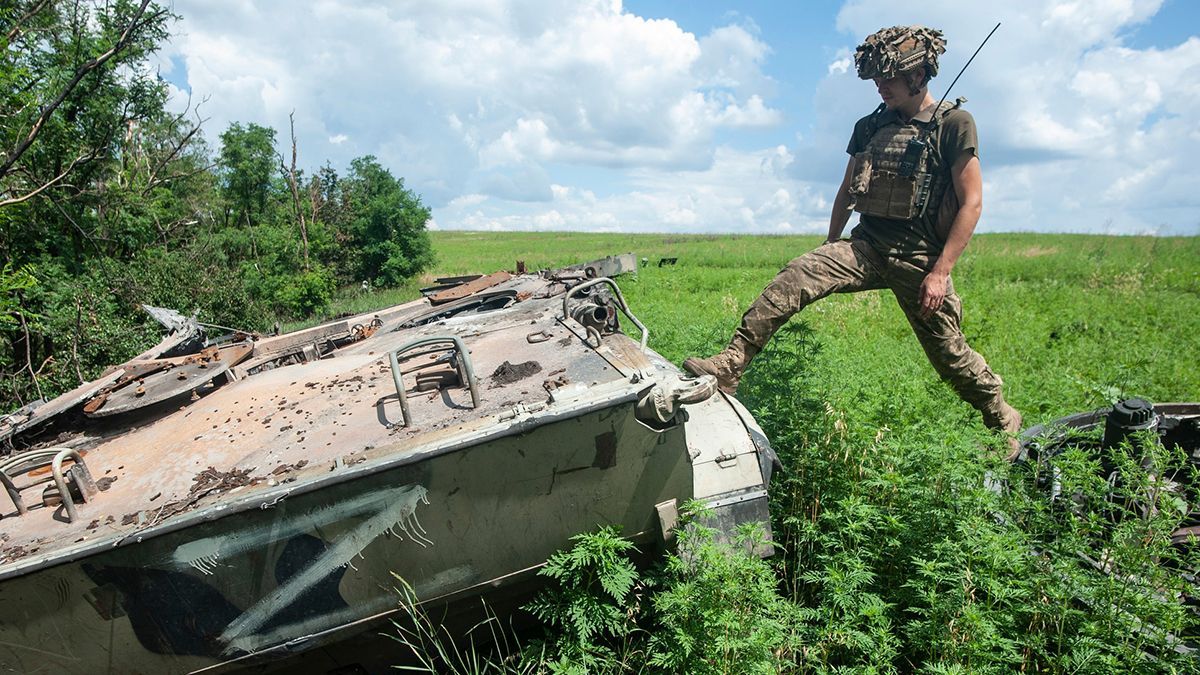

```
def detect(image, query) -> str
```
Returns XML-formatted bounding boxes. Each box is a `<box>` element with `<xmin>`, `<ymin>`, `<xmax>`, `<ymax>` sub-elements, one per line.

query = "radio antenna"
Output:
<box><xmin>934</xmin><ymin>22</ymin><xmax>1001</xmax><ymax>111</ymax></box>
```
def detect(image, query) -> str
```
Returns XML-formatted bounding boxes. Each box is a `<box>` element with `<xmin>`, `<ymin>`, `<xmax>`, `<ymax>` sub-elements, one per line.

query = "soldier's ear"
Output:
<box><xmin>903</xmin><ymin>69</ymin><xmax>926</xmax><ymax>95</ymax></box>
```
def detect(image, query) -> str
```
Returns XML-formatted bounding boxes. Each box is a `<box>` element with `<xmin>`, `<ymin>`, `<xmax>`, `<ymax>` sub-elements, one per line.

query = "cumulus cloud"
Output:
<box><xmin>437</xmin><ymin>144</ymin><xmax>829</xmax><ymax>233</ymax></box>
<box><xmin>159</xmin><ymin>0</ymin><xmax>1198</xmax><ymax>235</ymax></box>
<box><xmin>161</xmin><ymin>0</ymin><xmax>784</xmax><ymax>208</ymax></box>
<box><xmin>804</xmin><ymin>0</ymin><xmax>1199</xmax><ymax>234</ymax></box>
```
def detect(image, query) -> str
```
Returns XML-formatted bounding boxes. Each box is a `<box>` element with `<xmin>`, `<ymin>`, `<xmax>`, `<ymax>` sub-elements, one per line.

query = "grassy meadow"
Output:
<box><xmin>362</xmin><ymin>231</ymin><xmax>1199</xmax><ymax>419</ymax></box>
<box><xmin>372</xmin><ymin>231</ymin><xmax>1200</xmax><ymax>673</ymax></box>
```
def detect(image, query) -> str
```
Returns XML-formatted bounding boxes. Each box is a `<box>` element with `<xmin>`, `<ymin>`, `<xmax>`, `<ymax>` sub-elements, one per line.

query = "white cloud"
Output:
<box><xmin>163</xmin><ymin>0</ymin><xmax>783</xmax><ymax>206</ymax></box>
<box><xmin>694</xmin><ymin>24</ymin><xmax>776</xmax><ymax>96</ymax></box>
<box><xmin>827</xmin><ymin>51</ymin><xmax>853</xmax><ymax>76</ymax></box>
<box><xmin>435</xmin><ymin>145</ymin><xmax>830</xmax><ymax>234</ymax></box>
<box><xmin>813</xmin><ymin>0</ymin><xmax>1199</xmax><ymax>234</ymax></box>
<box><xmin>159</xmin><ymin>0</ymin><xmax>1199</xmax><ymax>235</ymax></box>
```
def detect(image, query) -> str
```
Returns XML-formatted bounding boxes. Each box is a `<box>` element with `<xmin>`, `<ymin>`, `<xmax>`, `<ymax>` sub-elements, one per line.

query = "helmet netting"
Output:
<box><xmin>854</xmin><ymin>25</ymin><xmax>946</xmax><ymax>80</ymax></box>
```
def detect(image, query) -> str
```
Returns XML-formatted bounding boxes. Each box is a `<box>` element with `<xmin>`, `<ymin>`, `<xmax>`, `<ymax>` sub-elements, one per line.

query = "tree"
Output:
<box><xmin>0</xmin><ymin>0</ymin><xmax>177</xmax><ymax>266</ymax></box>
<box><xmin>217</xmin><ymin>122</ymin><xmax>277</xmax><ymax>231</ymax></box>
<box><xmin>343</xmin><ymin>156</ymin><xmax>433</xmax><ymax>286</ymax></box>
<box><xmin>0</xmin><ymin>4</ymin><xmax>435</xmax><ymax>414</ymax></box>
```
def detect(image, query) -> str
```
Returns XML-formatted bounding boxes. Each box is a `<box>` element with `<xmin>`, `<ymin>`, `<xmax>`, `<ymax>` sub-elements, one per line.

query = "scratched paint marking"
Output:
<box><xmin>218</xmin><ymin>484</ymin><xmax>430</xmax><ymax>652</ymax></box>
<box><xmin>221</xmin><ymin>564</ymin><xmax>475</xmax><ymax>655</ymax></box>
<box><xmin>168</xmin><ymin>483</ymin><xmax>431</xmax><ymax>575</ymax></box>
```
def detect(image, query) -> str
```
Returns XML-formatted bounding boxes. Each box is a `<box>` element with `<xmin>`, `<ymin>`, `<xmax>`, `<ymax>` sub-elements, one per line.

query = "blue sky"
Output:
<box><xmin>159</xmin><ymin>0</ymin><xmax>1200</xmax><ymax>235</ymax></box>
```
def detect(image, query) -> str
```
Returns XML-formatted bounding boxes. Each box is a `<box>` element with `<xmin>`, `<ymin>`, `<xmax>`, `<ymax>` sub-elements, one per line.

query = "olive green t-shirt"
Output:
<box><xmin>845</xmin><ymin>105</ymin><xmax>979</xmax><ymax>260</ymax></box>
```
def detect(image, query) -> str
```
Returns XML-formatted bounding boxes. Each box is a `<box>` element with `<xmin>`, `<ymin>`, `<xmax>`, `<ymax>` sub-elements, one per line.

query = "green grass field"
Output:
<box><xmin>365</xmin><ymin>231</ymin><xmax>1200</xmax><ymax>672</ymax></box>
<box><xmin>366</xmin><ymin>231</ymin><xmax>1199</xmax><ymax>423</ymax></box>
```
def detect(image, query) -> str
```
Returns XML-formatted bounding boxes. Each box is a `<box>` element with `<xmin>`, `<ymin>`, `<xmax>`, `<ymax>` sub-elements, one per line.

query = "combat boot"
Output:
<box><xmin>683</xmin><ymin>287</ymin><xmax>794</xmax><ymax>395</ymax></box>
<box><xmin>682</xmin><ymin>341</ymin><xmax>755</xmax><ymax>395</ymax></box>
<box><xmin>982</xmin><ymin>400</ymin><xmax>1023</xmax><ymax>461</ymax></box>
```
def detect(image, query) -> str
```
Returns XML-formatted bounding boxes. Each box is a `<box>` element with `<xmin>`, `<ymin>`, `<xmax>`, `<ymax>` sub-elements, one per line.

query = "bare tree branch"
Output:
<box><xmin>16</xmin><ymin>309</ymin><xmax>44</xmax><ymax>401</ymax></box>
<box><xmin>45</xmin><ymin>191</ymin><xmax>104</xmax><ymax>255</ymax></box>
<box><xmin>141</xmin><ymin>96</ymin><xmax>210</xmax><ymax>196</ymax></box>
<box><xmin>0</xmin><ymin>151</ymin><xmax>91</xmax><ymax>207</ymax></box>
<box><xmin>282</xmin><ymin>111</ymin><xmax>311</xmax><ymax>271</ymax></box>
<box><xmin>0</xmin><ymin>0</ymin><xmax>161</xmax><ymax>181</ymax></box>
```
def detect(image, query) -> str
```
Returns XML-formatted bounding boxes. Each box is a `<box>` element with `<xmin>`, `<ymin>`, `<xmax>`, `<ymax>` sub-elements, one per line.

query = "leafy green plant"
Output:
<box><xmin>398</xmin><ymin>231</ymin><xmax>1200</xmax><ymax>674</ymax></box>
<box><xmin>647</xmin><ymin>516</ymin><xmax>799</xmax><ymax>674</ymax></box>
<box><xmin>524</xmin><ymin>526</ymin><xmax>644</xmax><ymax>673</ymax></box>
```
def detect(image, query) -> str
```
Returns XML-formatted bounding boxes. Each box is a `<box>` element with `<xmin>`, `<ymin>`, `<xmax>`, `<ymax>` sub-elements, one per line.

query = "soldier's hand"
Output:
<box><xmin>918</xmin><ymin>271</ymin><xmax>948</xmax><ymax>319</ymax></box>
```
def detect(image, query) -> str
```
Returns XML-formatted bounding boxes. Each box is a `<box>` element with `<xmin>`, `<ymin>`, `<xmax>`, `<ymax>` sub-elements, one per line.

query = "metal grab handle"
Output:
<box><xmin>0</xmin><ymin>446</ymin><xmax>95</xmax><ymax>522</ymax></box>
<box><xmin>386</xmin><ymin>335</ymin><xmax>481</xmax><ymax>428</ymax></box>
<box><xmin>52</xmin><ymin>448</ymin><xmax>94</xmax><ymax>522</ymax></box>
<box><xmin>561</xmin><ymin>277</ymin><xmax>649</xmax><ymax>351</ymax></box>
<box><xmin>0</xmin><ymin>448</ymin><xmax>61</xmax><ymax>515</ymax></box>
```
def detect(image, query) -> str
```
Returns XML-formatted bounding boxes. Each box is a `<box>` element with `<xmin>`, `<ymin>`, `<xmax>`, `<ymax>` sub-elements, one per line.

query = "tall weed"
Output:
<box><xmin>385</xmin><ymin>232</ymin><xmax>1200</xmax><ymax>673</ymax></box>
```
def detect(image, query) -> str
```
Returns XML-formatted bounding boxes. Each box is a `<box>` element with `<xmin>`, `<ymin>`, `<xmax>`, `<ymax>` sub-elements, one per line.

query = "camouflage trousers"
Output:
<box><xmin>732</xmin><ymin>238</ymin><xmax>1015</xmax><ymax>430</ymax></box>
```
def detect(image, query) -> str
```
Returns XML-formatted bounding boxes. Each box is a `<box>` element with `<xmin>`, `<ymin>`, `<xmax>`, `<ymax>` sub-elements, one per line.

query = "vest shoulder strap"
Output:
<box><xmin>863</xmin><ymin>102</ymin><xmax>887</xmax><ymax>141</ymax></box>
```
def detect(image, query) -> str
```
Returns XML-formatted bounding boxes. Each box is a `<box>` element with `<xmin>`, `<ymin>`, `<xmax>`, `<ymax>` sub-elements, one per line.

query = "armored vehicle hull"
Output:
<box><xmin>0</xmin><ymin>258</ymin><xmax>775</xmax><ymax>673</ymax></box>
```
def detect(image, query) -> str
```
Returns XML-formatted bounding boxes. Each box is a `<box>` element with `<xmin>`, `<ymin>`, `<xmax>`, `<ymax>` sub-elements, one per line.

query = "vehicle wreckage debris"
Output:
<box><xmin>0</xmin><ymin>252</ymin><xmax>784</xmax><ymax>672</ymax></box>
<box><xmin>189</xmin><ymin>466</ymin><xmax>259</xmax><ymax>497</ymax></box>
<box><xmin>271</xmin><ymin>460</ymin><xmax>309</xmax><ymax>476</ymax></box>
<box><xmin>490</xmin><ymin>360</ymin><xmax>543</xmax><ymax>386</ymax></box>
<box><xmin>543</xmin><ymin>375</ymin><xmax>570</xmax><ymax>392</ymax></box>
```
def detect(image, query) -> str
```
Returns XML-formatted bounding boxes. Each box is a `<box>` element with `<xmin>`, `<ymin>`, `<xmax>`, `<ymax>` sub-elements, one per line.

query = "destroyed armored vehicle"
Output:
<box><xmin>1021</xmin><ymin>398</ymin><xmax>1200</xmax><ymax>655</ymax></box>
<box><xmin>0</xmin><ymin>255</ymin><xmax>777</xmax><ymax>673</ymax></box>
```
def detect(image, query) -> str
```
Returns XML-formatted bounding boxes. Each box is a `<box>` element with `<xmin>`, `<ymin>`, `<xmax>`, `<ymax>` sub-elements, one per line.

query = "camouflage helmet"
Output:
<box><xmin>854</xmin><ymin>25</ymin><xmax>946</xmax><ymax>80</ymax></box>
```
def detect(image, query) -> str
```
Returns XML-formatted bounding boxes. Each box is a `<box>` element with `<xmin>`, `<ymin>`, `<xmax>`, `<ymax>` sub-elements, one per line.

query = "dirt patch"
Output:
<box><xmin>1018</xmin><ymin>245</ymin><xmax>1059</xmax><ymax>257</ymax></box>
<box><xmin>490</xmin><ymin>360</ymin><xmax>542</xmax><ymax>387</ymax></box>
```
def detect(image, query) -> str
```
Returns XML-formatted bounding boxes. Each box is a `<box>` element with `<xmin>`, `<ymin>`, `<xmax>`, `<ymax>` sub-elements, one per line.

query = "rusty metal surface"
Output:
<box><xmin>428</xmin><ymin>271</ymin><xmax>512</xmax><ymax>305</ymax></box>
<box><xmin>85</xmin><ymin>343</ymin><xmax>255</xmax><ymax>418</ymax></box>
<box><xmin>0</xmin><ymin>274</ymin><xmax>629</xmax><ymax>568</ymax></box>
<box><xmin>0</xmin><ymin>370</ymin><xmax>125</xmax><ymax>445</ymax></box>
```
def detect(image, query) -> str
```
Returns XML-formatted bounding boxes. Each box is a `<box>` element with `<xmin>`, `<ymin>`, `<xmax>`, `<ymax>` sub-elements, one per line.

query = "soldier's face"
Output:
<box><xmin>872</xmin><ymin>74</ymin><xmax>918</xmax><ymax>110</ymax></box>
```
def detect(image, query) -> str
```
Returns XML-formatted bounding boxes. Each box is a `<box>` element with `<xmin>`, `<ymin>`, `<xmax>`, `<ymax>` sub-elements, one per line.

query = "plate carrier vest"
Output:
<box><xmin>849</xmin><ymin>98</ymin><xmax>965</xmax><ymax>221</ymax></box>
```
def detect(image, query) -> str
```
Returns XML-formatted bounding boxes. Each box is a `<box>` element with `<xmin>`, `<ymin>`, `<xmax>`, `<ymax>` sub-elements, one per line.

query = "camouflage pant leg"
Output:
<box><xmin>731</xmin><ymin>239</ymin><xmax>887</xmax><ymax>353</ymax></box>
<box><xmin>882</xmin><ymin>256</ymin><xmax>1015</xmax><ymax>429</ymax></box>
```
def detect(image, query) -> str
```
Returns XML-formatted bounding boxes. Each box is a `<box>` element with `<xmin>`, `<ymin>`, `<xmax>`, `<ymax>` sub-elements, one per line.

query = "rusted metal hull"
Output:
<box><xmin>0</xmin><ymin>260</ymin><xmax>775</xmax><ymax>673</ymax></box>
<box><xmin>0</xmin><ymin>399</ymin><xmax>694</xmax><ymax>673</ymax></box>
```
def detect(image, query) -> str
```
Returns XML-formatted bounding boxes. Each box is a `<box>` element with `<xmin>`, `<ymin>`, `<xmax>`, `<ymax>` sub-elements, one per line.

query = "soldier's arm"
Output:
<box><xmin>919</xmin><ymin>153</ymin><xmax>982</xmax><ymax>318</ymax></box>
<box><xmin>826</xmin><ymin>157</ymin><xmax>856</xmax><ymax>243</ymax></box>
<box><xmin>932</xmin><ymin>153</ymin><xmax>982</xmax><ymax>276</ymax></box>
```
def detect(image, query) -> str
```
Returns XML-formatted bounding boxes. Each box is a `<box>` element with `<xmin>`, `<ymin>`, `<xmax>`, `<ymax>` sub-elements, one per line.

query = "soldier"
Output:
<box><xmin>684</xmin><ymin>25</ymin><xmax>1022</xmax><ymax>459</ymax></box>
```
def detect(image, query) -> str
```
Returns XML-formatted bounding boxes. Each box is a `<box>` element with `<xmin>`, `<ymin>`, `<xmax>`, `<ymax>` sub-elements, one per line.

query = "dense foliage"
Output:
<box><xmin>0</xmin><ymin>1</ymin><xmax>432</xmax><ymax>414</ymax></box>
<box><xmin>389</xmin><ymin>232</ymin><xmax>1199</xmax><ymax>674</ymax></box>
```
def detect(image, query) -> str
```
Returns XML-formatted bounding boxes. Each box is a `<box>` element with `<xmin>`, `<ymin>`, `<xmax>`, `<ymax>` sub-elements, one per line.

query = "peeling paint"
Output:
<box><xmin>168</xmin><ymin>483</ymin><xmax>430</xmax><ymax>574</ymax></box>
<box><xmin>218</xmin><ymin>484</ymin><xmax>429</xmax><ymax>650</ymax></box>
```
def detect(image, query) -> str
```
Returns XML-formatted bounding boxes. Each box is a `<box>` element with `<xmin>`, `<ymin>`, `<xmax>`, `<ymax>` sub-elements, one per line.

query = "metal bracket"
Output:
<box><xmin>0</xmin><ymin>446</ymin><xmax>97</xmax><ymax>523</ymax></box>
<box><xmin>715</xmin><ymin>451</ymin><xmax>739</xmax><ymax>469</ymax></box>
<box><xmin>656</xmin><ymin>498</ymin><xmax>679</xmax><ymax>547</ymax></box>
<box><xmin>386</xmin><ymin>335</ymin><xmax>481</xmax><ymax>428</ymax></box>
<box><xmin>561</xmin><ymin>277</ymin><xmax>649</xmax><ymax>351</ymax></box>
